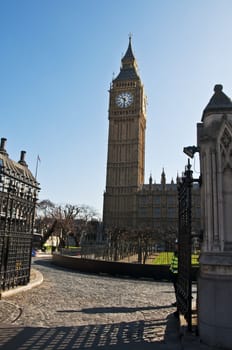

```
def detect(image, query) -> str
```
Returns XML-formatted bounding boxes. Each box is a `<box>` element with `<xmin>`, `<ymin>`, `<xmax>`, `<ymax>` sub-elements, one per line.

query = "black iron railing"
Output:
<box><xmin>177</xmin><ymin>160</ymin><xmax>200</xmax><ymax>331</ymax></box>
<box><xmin>0</xmin><ymin>142</ymin><xmax>39</xmax><ymax>295</ymax></box>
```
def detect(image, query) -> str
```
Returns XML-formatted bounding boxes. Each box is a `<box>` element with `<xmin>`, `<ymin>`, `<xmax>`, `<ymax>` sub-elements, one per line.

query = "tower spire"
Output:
<box><xmin>149</xmin><ymin>173</ymin><xmax>153</xmax><ymax>189</ymax></box>
<box><xmin>202</xmin><ymin>84</ymin><xmax>232</xmax><ymax>120</ymax></box>
<box><xmin>114</xmin><ymin>36</ymin><xmax>139</xmax><ymax>81</ymax></box>
<box><xmin>122</xmin><ymin>36</ymin><xmax>135</xmax><ymax>63</ymax></box>
<box><xmin>161</xmin><ymin>168</ymin><xmax>166</xmax><ymax>189</ymax></box>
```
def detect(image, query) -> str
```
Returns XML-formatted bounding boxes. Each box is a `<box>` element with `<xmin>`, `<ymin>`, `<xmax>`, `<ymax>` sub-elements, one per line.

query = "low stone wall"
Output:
<box><xmin>52</xmin><ymin>253</ymin><xmax>199</xmax><ymax>281</ymax></box>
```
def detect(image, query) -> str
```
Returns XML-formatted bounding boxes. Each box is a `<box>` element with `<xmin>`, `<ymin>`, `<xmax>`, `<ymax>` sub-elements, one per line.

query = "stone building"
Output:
<box><xmin>197</xmin><ymin>84</ymin><xmax>232</xmax><ymax>348</ymax></box>
<box><xmin>136</xmin><ymin>171</ymin><xmax>200</xmax><ymax>236</ymax></box>
<box><xmin>103</xmin><ymin>38</ymin><xmax>200</xmax><ymax>234</ymax></box>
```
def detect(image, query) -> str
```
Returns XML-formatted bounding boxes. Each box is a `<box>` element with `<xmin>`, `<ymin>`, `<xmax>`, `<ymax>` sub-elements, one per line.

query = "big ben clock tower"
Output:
<box><xmin>103</xmin><ymin>37</ymin><xmax>147</xmax><ymax>229</ymax></box>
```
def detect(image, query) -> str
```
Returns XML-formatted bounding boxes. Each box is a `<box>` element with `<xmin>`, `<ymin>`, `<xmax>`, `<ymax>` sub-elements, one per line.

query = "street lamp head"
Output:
<box><xmin>183</xmin><ymin>146</ymin><xmax>200</xmax><ymax>158</ymax></box>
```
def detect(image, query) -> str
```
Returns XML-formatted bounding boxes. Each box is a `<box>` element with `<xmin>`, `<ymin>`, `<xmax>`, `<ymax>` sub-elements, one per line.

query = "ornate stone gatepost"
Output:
<box><xmin>198</xmin><ymin>85</ymin><xmax>232</xmax><ymax>348</ymax></box>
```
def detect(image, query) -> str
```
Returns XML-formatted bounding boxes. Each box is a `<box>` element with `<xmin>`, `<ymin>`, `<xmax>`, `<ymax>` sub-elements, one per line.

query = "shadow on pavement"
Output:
<box><xmin>57</xmin><ymin>304</ymin><xmax>173</xmax><ymax>314</ymax></box>
<box><xmin>0</xmin><ymin>315</ymin><xmax>181</xmax><ymax>350</ymax></box>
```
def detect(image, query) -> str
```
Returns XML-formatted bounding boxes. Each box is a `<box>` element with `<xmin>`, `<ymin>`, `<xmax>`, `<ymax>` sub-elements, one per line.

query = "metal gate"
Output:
<box><xmin>177</xmin><ymin>160</ymin><xmax>200</xmax><ymax>331</ymax></box>
<box><xmin>0</xmin><ymin>195</ymin><xmax>36</xmax><ymax>293</ymax></box>
<box><xmin>0</xmin><ymin>140</ymin><xmax>39</xmax><ymax>295</ymax></box>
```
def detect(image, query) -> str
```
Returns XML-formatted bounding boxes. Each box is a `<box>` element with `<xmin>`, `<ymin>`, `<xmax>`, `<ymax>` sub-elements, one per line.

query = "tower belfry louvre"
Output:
<box><xmin>103</xmin><ymin>38</ymin><xmax>147</xmax><ymax>228</ymax></box>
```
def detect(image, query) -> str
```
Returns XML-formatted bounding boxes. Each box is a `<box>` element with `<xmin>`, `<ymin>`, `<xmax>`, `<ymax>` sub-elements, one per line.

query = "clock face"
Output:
<box><xmin>115</xmin><ymin>92</ymin><xmax>133</xmax><ymax>108</ymax></box>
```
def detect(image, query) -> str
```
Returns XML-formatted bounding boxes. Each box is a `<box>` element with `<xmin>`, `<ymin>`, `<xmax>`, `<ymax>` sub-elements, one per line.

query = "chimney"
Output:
<box><xmin>18</xmin><ymin>150</ymin><xmax>28</xmax><ymax>167</ymax></box>
<box><xmin>0</xmin><ymin>138</ymin><xmax>8</xmax><ymax>156</ymax></box>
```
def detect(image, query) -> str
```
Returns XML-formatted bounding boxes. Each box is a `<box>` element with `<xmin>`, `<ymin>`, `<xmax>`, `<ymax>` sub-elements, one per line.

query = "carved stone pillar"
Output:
<box><xmin>198</xmin><ymin>85</ymin><xmax>232</xmax><ymax>348</ymax></box>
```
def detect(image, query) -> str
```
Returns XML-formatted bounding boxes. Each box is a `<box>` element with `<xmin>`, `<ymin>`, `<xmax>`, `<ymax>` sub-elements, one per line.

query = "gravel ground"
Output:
<box><xmin>0</xmin><ymin>257</ymin><xmax>182</xmax><ymax>349</ymax></box>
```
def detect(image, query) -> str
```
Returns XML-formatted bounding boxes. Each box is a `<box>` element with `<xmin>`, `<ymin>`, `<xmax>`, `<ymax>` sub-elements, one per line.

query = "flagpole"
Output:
<box><xmin>35</xmin><ymin>155</ymin><xmax>40</xmax><ymax>180</ymax></box>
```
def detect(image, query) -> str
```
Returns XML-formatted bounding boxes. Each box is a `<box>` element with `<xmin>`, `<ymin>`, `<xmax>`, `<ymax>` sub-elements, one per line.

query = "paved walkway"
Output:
<box><xmin>0</xmin><ymin>255</ymin><xmax>216</xmax><ymax>349</ymax></box>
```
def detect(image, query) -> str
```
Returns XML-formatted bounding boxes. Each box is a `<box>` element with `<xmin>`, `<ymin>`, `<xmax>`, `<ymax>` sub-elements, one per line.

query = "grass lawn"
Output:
<box><xmin>153</xmin><ymin>252</ymin><xmax>199</xmax><ymax>266</ymax></box>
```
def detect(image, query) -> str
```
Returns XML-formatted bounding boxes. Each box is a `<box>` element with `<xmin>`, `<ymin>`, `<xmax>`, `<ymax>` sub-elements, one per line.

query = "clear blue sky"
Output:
<box><xmin>0</xmin><ymin>0</ymin><xmax>231</xmax><ymax>218</ymax></box>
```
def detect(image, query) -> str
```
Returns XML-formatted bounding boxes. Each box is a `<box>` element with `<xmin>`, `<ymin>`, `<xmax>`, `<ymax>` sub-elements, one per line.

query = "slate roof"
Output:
<box><xmin>0</xmin><ymin>153</ymin><xmax>37</xmax><ymax>186</ymax></box>
<box><xmin>0</xmin><ymin>142</ymin><xmax>38</xmax><ymax>187</ymax></box>
<box><xmin>115</xmin><ymin>68</ymin><xmax>140</xmax><ymax>81</ymax></box>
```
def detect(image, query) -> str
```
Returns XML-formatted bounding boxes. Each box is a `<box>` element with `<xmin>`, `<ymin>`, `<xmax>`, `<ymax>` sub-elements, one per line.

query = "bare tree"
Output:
<box><xmin>35</xmin><ymin>201</ymin><xmax>82</xmax><ymax>247</ymax></box>
<box><xmin>37</xmin><ymin>199</ymin><xmax>55</xmax><ymax>217</ymax></box>
<box><xmin>35</xmin><ymin>200</ymin><xmax>102</xmax><ymax>250</ymax></box>
<box><xmin>78</xmin><ymin>204</ymin><xmax>99</xmax><ymax>222</ymax></box>
<box><xmin>35</xmin><ymin>200</ymin><xmax>57</xmax><ymax>244</ymax></box>
<box><xmin>51</xmin><ymin>204</ymin><xmax>81</xmax><ymax>246</ymax></box>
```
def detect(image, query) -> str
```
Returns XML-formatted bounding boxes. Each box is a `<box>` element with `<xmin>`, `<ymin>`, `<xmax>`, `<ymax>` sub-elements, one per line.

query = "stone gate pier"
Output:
<box><xmin>197</xmin><ymin>85</ymin><xmax>232</xmax><ymax>349</ymax></box>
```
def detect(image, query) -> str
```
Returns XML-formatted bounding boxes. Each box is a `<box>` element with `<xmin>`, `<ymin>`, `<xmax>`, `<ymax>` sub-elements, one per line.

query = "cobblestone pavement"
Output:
<box><xmin>0</xmin><ymin>257</ymin><xmax>182</xmax><ymax>350</ymax></box>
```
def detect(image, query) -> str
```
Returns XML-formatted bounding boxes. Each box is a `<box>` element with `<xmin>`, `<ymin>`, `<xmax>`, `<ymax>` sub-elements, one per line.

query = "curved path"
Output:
<box><xmin>0</xmin><ymin>257</ymin><xmax>181</xmax><ymax>350</ymax></box>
